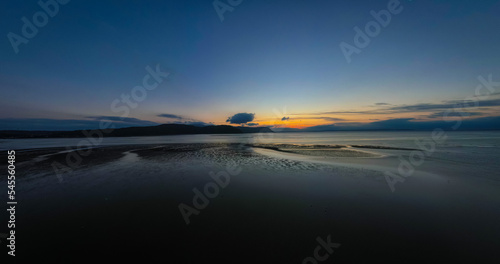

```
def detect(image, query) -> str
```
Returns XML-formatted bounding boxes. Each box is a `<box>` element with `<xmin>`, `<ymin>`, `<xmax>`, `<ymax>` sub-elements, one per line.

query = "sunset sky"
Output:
<box><xmin>1</xmin><ymin>0</ymin><xmax>499</xmax><ymax>130</ymax></box>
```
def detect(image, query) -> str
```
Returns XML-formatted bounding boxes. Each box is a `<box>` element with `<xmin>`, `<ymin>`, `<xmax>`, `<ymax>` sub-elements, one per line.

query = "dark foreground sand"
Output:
<box><xmin>1</xmin><ymin>143</ymin><xmax>499</xmax><ymax>263</ymax></box>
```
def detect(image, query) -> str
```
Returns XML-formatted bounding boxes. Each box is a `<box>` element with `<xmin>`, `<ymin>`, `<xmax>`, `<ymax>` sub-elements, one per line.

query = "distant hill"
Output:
<box><xmin>237</xmin><ymin>127</ymin><xmax>275</xmax><ymax>133</ymax></box>
<box><xmin>0</xmin><ymin>124</ymin><xmax>274</xmax><ymax>139</ymax></box>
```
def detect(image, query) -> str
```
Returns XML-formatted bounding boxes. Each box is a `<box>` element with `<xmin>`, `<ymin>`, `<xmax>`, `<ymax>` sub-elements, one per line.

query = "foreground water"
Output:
<box><xmin>3</xmin><ymin>131</ymin><xmax>499</xmax><ymax>182</ymax></box>
<box><xmin>0</xmin><ymin>131</ymin><xmax>499</xmax><ymax>262</ymax></box>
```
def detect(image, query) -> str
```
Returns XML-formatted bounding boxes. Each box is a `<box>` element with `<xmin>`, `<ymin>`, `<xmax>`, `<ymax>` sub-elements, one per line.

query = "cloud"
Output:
<box><xmin>278</xmin><ymin>116</ymin><xmax>346</xmax><ymax>122</ymax></box>
<box><xmin>321</xmin><ymin>117</ymin><xmax>346</xmax><ymax>121</ymax></box>
<box><xmin>308</xmin><ymin>110</ymin><xmax>394</xmax><ymax>115</ymax></box>
<box><xmin>246</xmin><ymin>123</ymin><xmax>259</xmax><ymax>126</ymax></box>
<box><xmin>158</xmin><ymin>114</ymin><xmax>183</xmax><ymax>119</ymax></box>
<box><xmin>375</xmin><ymin>103</ymin><xmax>390</xmax><ymax>106</ymax></box>
<box><xmin>87</xmin><ymin>116</ymin><xmax>158</xmax><ymax>126</ymax></box>
<box><xmin>387</xmin><ymin>99</ymin><xmax>500</xmax><ymax>112</ymax></box>
<box><xmin>299</xmin><ymin>117</ymin><xmax>347</xmax><ymax>121</ymax></box>
<box><xmin>295</xmin><ymin>98</ymin><xmax>500</xmax><ymax>116</ymax></box>
<box><xmin>158</xmin><ymin>114</ymin><xmax>211</xmax><ymax>127</ymax></box>
<box><xmin>427</xmin><ymin>111</ymin><xmax>483</xmax><ymax>119</ymax></box>
<box><xmin>226</xmin><ymin>113</ymin><xmax>255</xmax><ymax>124</ymax></box>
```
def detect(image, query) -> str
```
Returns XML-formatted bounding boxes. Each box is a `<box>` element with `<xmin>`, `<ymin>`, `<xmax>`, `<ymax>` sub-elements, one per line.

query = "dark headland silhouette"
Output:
<box><xmin>0</xmin><ymin>124</ymin><xmax>274</xmax><ymax>139</ymax></box>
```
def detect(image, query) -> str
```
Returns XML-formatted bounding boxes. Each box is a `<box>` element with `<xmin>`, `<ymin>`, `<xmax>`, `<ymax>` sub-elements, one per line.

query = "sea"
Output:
<box><xmin>1</xmin><ymin>130</ymin><xmax>500</xmax><ymax>150</ymax></box>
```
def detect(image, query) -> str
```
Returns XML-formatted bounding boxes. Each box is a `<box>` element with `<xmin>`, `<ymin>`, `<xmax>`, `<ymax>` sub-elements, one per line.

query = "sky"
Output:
<box><xmin>1</xmin><ymin>0</ymin><xmax>500</xmax><ymax>131</ymax></box>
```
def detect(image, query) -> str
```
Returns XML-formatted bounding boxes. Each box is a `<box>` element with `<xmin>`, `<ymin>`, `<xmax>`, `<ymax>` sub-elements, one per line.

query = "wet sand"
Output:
<box><xmin>1</xmin><ymin>143</ymin><xmax>499</xmax><ymax>263</ymax></box>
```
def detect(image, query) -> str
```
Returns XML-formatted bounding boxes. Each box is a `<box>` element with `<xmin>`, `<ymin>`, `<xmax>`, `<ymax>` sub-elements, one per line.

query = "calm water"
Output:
<box><xmin>1</xmin><ymin>131</ymin><xmax>500</xmax><ymax>150</ymax></box>
<box><xmin>2</xmin><ymin>131</ymin><xmax>500</xmax><ymax>262</ymax></box>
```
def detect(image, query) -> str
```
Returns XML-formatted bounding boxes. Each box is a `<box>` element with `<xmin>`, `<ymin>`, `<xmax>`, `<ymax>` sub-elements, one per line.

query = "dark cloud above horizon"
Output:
<box><xmin>292</xmin><ymin>117</ymin><xmax>347</xmax><ymax>122</ymax></box>
<box><xmin>87</xmin><ymin>116</ymin><xmax>158</xmax><ymax>126</ymax></box>
<box><xmin>281</xmin><ymin>117</ymin><xmax>289</xmax><ymax>121</ymax></box>
<box><xmin>158</xmin><ymin>114</ymin><xmax>212</xmax><ymax>127</ymax></box>
<box><xmin>427</xmin><ymin>111</ymin><xmax>483</xmax><ymax>119</ymax></box>
<box><xmin>158</xmin><ymin>114</ymin><xmax>183</xmax><ymax>120</ymax></box>
<box><xmin>246</xmin><ymin>123</ymin><xmax>259</xmax><ymax>126</ymax></box>
<box><xmin>387</xmin><ymin>98</ymin><xmax>500</xmax><ymax>113</ymax></box>
<box><xmin>315</xmin><ymin>117</ymin><xmax>346</xmax><ymax>122</ymax></box>
<box><xmin>226</xmin><ymin>113</ymin><xmax>255</xmax><ymax>124</ymax></box>
<box><xmin>293</xmin><ymin>97</ymin><xmax>500</xmax><ymax>116</ymax></box>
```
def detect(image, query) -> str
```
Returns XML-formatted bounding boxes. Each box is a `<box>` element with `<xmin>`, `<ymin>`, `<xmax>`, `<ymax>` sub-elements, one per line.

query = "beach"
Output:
<box><xmin>1</xmin><ymin>133</ymin><xmax>500</xmax><ymax>262</ymax></box>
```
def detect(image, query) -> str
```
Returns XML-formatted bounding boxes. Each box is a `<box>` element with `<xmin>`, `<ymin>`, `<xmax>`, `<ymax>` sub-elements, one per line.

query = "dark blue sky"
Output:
<box><xmin>1</xmin><ymin>0</ymin><xmax>499</xmax><ymax>130</ymax></box>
